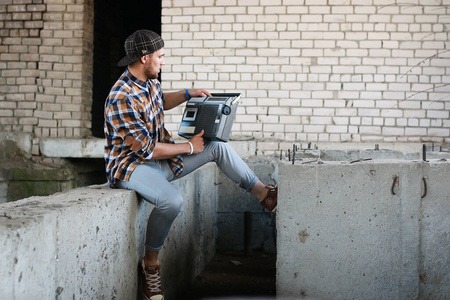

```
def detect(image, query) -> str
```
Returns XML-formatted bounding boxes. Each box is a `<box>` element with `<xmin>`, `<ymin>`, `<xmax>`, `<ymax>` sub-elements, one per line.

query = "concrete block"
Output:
<box><xmin>420</xmin><ymin>163</ymin><xmax>450</xmax><ymax>299</ymax></box>
<box><xmin>0</xmin><ymin>164</ymin><xmax>219</xmax><ymax>300</ymax></box>
<box><xmin>52</xmin><ymin>188</ymin><xmax>142</xmax><ymax>299</ymax></box>
<box><xmin>0</xmin><ymin>188</ymin><xmax>140</xmax><ymax>299</ymax></box>
<box><xmin>276</xmin><ymin>160</ymin><xmax>450</xmax><ymax>300</ymax></box>
<box><xmin>39</xmin><ymin>138</ymin><xmax>104</xmax><ymax>158</ymax></box>
<box><xmin>0</xmin><ymin>205</ymin><xmax>57</xmax><ymax>299</ymax></box>
<box><xmin>0</xmin><ymin>132</ymin><xmax>33</xmax><ymax>158</ymax></box>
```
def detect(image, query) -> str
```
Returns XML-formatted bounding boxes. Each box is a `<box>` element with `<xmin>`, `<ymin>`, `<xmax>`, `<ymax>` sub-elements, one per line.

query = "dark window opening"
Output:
<box><xmin>91</xmin><ymin>0</ymin><xmax>162</xmax><ymax>138</ymax></box>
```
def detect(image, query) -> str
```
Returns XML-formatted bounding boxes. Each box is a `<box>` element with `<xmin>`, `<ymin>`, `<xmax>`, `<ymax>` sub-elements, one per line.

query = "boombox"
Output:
<box><xmin>178</xmin><ymin>93</ymin><xmax>241</xmax><ymax>142</ymax></box>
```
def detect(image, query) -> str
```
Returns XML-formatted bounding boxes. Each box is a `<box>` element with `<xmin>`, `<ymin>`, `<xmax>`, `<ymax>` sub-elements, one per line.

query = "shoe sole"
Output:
<box><xmin>144</xmin><ymin>295</ymin><xmax>164</xmax><ymax>300</ymax></box>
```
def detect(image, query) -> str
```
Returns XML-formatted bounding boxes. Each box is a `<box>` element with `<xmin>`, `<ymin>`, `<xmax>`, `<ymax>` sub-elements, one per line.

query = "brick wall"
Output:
<box><xmin>161</xmin><ymin>0</ymin><xmax>450</xmax><ymax>154</ymax></box>
<box><xmin>0</xmin><ymin>0</ymin><xmax>449</xmax><ymax>157</ymax></box>
<box><xmin>0</xmin><ymin>0</ymin><xmax>93</xmax><ymax>153</ymax></box>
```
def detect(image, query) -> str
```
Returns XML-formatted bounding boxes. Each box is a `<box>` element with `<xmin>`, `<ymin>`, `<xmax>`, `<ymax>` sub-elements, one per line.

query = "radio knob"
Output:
<box><xmin>222</xmin><ymin>106</ymin><xmax>231</xmax><ymax>115</ymax></box>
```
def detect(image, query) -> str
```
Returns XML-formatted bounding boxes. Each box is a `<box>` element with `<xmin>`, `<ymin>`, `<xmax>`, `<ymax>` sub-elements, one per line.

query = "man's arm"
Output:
<box><xmin>163</xmin><ymin>89</ymin><xmax>212</xmax><ymax>110</ymax></box>
<box><xmin>151</xmin><ymin>130</ymin><xmax>205</xmax><ymax>159</ymax></box>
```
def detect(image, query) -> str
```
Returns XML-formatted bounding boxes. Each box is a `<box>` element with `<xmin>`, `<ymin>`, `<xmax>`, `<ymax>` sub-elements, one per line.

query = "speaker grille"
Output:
<box><xmin>195</xmin><ymin>105</ymin><xmax>219</xmax><ymax>136</ymax></box>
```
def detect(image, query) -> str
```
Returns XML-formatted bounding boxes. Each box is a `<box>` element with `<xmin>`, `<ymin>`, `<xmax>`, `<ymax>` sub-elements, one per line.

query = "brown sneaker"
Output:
<box><xmin>141</xmin><ymin>259</ymin><xmax>164</xmax><ymax>300</ymax></box>
<box><xmin>260</xmin><ymin>184</ymin><xmax>277</xmax><ymax>213</ymax></box>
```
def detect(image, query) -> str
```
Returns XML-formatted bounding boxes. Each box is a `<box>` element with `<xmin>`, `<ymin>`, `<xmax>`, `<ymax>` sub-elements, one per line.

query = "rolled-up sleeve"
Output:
<box><xmin>105</xmin><ymin>96</ymin><xmax>155</xmax><ymax>159</ymax></box>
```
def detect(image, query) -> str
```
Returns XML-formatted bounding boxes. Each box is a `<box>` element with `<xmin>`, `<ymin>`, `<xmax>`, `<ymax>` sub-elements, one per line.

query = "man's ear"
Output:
<box><xmin>140</xmin><ymin>55</ymin><xmax>149</xmax><ymax>64</ymax></box>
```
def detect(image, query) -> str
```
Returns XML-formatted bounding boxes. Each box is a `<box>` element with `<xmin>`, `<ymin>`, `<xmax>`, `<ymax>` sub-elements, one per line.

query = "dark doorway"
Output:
<box><xmin>91</xmin><ymin>0</ymin><xmax>162</xmax><ymax>137</ymax></box>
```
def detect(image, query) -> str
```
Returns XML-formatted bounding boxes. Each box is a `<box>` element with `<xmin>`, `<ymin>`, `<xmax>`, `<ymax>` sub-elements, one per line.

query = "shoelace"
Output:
<box><xmin>144</xmin><ymin>267</ymin><xmax>162</xmax><ymax>294</ymax></box>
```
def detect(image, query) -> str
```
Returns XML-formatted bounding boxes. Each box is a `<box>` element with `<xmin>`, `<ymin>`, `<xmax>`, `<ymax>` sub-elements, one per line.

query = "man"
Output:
<box><xmin>104</xmin><ymin>30</ymin><xmax>277</xmax><ymax>300</ymax></box>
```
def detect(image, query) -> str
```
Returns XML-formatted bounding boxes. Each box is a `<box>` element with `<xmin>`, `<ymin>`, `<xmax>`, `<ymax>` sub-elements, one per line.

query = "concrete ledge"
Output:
<box><xmin>277</xmin><ymin>160</ymin><xmax>450</xmax><ymax>300</ymax></box>
<box><xmin>40</xmin><ymin>138</ymin><xmax>105</xmax><ymax>158</ymax></box>
<box><xmin>0</xmin><ymin>164</ymin><xmax>217</xmax><ymax>300</ymax></box>
<box><xmin>39</xmin><ymin>137</ymin><xmax>445</xmax><ymax>159</ymax></box>
<box><xmin>38</xmin><ymin>137</ymin><xmax>257</xmax><ymax>159</ymax></box>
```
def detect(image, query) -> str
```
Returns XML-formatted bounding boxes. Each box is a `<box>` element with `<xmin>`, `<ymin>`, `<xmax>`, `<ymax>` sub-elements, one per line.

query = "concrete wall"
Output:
<box><xmin>216</xmin><ymin>162</ymin><xmax>278</xmax><ymax>253</ymax></box>
<box><xmin>0</xmin><ymin>133</ymin><xmax>106</xmax><ymax>204</ymax></box>
<box><xmin>277</xmin><ymin>159</ymin><xmax>450</xmax><ymax>300</ymax></box>
<box><xmin>3</xmin><ymin>143</ymin><xmax>450</xmax><ymax>299</ymax></box>
<box><xmin>0</xmin><ymin>164</ymin><xmax>217</xmax><ymax>300</ymax></box>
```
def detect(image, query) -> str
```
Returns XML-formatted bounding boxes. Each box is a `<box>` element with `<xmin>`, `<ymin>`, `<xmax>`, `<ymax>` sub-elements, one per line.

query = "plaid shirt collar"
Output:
<box><xmin>126</xmin><ymin>68</ymin><xmax>148</xmax><ymax>90</ymax></box>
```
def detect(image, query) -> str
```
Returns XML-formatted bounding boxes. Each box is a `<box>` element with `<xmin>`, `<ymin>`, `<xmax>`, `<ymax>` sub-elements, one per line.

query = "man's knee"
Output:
<box><xmin>208</xmin><ymin>141</ymin><xmax>231</xmax><ymax>156</ymax></box>
<box><xmin>158</xmin><ymin>190</ymin><xmax>183</xmax><ymax>217</ymax></box>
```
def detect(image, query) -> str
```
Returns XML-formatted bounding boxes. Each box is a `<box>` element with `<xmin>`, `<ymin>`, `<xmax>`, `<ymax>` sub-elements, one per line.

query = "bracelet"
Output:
<box><xmin>187</xmin><ymin>141</ymin><xmax>194</xmax><ymax>155</ymax></box>
<box><xmin>185</xmin><ymin>89</ymin><xmax>191</xmax><ymax>100</ymax></box>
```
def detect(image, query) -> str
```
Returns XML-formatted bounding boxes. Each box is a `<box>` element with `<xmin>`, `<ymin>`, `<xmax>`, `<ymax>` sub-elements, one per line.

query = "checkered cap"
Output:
<box><xmin>117</xmin><ymin>30</ymin><xmax>164</xmax><ymax>67</ymax></box>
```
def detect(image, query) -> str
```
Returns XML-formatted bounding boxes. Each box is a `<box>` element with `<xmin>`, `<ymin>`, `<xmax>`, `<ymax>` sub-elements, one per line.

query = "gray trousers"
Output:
<box><xmin>116</xmin><ymin>141</ymin><xmax>259</xmax><ymax>252</ymax></box>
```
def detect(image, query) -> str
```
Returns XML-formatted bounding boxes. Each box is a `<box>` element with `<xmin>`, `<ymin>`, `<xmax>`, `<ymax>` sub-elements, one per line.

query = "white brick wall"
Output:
<box><xmin>161</xmin><ymin>0</ymin><xmax>450</xmax><ymax>153</ymax></box>
<box><xmin>0</xmin><ymin>0</ymin><xmax>448</xmax><ymax>156</ymax></box>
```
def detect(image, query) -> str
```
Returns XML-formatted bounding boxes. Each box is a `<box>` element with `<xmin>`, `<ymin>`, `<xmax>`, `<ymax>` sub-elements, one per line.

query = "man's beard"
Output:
<box><xmin>145</xmin><ymin>68</ymin><xmax>159</xmax><ymax>80</ymax></box>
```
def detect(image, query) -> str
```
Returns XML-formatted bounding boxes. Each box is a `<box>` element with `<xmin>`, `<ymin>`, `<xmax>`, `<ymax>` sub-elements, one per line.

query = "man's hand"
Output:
<box><xmin>189</xmin><ymin>130</ymin><xmax>205</xmax><ymax>154</ymax></box>
<box><xmin>164</xmin><ymin>89</ymin><xmax>212</xmax><ymax>110</ymax></box>
<box><xmin>187</xmin><ymin>89</ymin><xmax>212</xmax><ymax>98</ymax></box>
<box><xmin>153</xmin><ymin>130</ymin><xmax>204</xmax><ymax>159</ymax></box>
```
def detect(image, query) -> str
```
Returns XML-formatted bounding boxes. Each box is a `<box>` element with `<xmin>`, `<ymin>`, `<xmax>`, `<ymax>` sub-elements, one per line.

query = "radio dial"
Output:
<box><xmin>222</xmin><ymin>106</ymin><xmax>231</xmax><ymax>115</ymax></box>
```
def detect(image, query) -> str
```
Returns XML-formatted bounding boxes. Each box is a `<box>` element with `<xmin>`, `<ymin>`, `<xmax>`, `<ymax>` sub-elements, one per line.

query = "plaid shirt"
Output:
<box><xmin>104</xmin><ymin>69</ymin><xmax>183</xmax><ymax>187</ymax></box>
